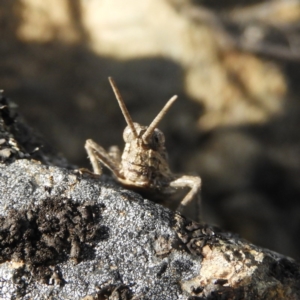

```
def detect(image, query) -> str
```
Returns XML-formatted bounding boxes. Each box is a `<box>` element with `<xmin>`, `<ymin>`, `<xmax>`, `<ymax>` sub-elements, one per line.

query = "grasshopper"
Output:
<box><xmin>85</xmin><ymin>77</ymin><xmax>201</xmax><ymax>213</ymax></box>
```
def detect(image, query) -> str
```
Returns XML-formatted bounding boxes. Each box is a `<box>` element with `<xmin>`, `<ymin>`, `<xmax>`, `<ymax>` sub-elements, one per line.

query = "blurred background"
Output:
<box><xmin>1</xmin><ymin>0</ymin><xmax>300</xmax><ymax>259</ymax></box>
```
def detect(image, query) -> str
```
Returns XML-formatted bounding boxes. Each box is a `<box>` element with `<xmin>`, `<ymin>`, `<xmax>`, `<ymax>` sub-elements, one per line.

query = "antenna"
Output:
<box><xmin>108</xmin><ymin>77</ymin><xmax>138</xmax><ymax>139</ymax></box>
<box><xmin>142</xmin><ymin>95</ymin><xmax>177</xmax><ymax>143</ymax></box>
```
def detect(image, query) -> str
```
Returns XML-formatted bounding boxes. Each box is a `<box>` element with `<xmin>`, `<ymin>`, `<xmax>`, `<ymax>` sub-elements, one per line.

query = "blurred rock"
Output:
<box><xmin>187</xmin><ymin>129</ymin><xmax>261</xmax><ymax>194</ymax></box>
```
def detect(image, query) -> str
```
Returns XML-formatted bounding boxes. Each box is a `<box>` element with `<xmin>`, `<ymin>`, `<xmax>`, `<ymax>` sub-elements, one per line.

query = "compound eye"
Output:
<box><xmin>152</xmin><ymin>129</ymin><xmax>165</xmax><ymax>148</ymax></box>
<box><xmin>123</xmin><ymin>125</ymin><xmax>136</xmax><ymax>143</ymax></box>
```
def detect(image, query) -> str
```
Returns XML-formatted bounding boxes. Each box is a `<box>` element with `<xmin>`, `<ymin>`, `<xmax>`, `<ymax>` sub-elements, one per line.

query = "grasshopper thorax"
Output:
<box><xmin>120</xmin><ymin>122</ymin><xmax>170</xmax><ymax>188</ymax></box>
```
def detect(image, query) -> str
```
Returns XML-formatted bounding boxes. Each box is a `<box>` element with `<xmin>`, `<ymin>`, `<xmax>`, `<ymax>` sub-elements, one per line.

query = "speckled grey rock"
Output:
<box><xmin>0</xmin><ymin>94</ymin><xmax>300</xmax><ymax>299</ymax></box>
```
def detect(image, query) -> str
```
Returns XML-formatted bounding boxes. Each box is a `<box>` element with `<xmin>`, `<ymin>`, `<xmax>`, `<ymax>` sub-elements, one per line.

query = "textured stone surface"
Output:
<box><xmin>0</xmin><ymin>159</ymin><xmax>300</xmax><ymax>299</ymax></box>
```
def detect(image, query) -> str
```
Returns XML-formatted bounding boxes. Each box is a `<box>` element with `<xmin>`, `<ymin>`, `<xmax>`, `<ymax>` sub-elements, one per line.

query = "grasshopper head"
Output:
<box><xmin>123</xmin><ymin>123</ymin><xmax>165</xmax><ymax>151</ymax></box>
<box><xmin>108</xmin><ymin>76</ymin><xmax>176</xmax><ymax>150</ymax></box>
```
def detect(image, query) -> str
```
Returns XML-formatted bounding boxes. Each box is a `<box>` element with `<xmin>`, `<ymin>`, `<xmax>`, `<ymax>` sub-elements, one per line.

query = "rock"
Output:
<box><xmin>0</xmin><ymin>91</ymin><xmax>299</xmax><ymax>299</ymax></box>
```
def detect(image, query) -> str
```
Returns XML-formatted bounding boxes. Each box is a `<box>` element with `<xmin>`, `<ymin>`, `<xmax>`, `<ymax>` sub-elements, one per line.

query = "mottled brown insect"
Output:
<box><xmin>85</xmin><ymin>77</ymin><xmax>201</xmax><ymax>213</ymax></box>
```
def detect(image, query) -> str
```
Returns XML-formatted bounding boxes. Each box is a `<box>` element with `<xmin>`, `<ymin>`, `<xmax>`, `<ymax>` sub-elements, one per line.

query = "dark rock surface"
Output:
<box><xmin>0</xmin><ymin>92</ymin><xmax>300</xmax><ymax>299</ymax></box>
